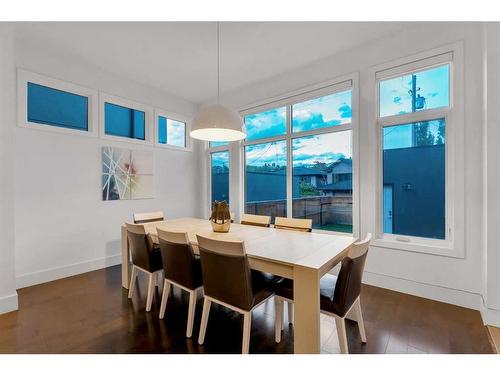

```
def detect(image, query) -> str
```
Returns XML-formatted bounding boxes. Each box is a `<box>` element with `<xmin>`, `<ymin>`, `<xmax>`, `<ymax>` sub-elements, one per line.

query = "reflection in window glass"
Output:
<box><xmin>383</xmin><ymin>119</ymin><xmax>446</xmax><ymax>239</ymax></box>
<box><xmin>211</xmin><ymin>151</ymin><xmax>229</xmax><ymax>205</ymax></box>
<box><xmin>158</xmin><ymin>116</ymin><xmax>186</xmax><ymax>147</ymax></box>
<box><xmin>244</xmin><ymin>107</ymin><xmax>286</xmax><ymax>142</ymax></box>
<box><xmin>245</xmin><ymin>141</ymin><xmax>287</xmax><ymax>222</ymax></box>
<box><xmin>292</xmin><ymin>90</ymin><xmax>352</xmax><ymax>133</ymax></box>
<box><xmin>105</xmin><ymin>102</ymin><xmax>145</xmax><ymax>140</ymax></box>
<box><xmin>292</xmin><ymin>131</ymin><xmax>352</xmax><ymax>233</ymax></box>
<box><xmin>27</xmin><ymin>82</ymin><xmax>88</xmax><ymax>131</ymax></box>
<box><xmin>209</xmin><ymin>141</ymin><xmax>230</xmax><ymax>147</ymax></box>
<box><xmin>379</xmin><ymin>65</ymin><xmax>449</xmax><ymax>118</ymax></box>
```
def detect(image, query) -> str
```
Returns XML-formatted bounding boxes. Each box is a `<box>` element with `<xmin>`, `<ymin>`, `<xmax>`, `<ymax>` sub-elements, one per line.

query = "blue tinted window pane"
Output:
<box><xmin>210</xmin><ymin>141</ymin><xmax>230</xmax><ymax>147</ymax></box>
<box><xmin>379</xmin><ymin>65</ymin><xmax>449</xmax><ymax>117</ymax></box>
<box><xmin>292</xmin><ymin>131</ymin><xmax>352</xmax><ymax>233</ymax></box>
<box><xmin>244</xmin><ymin>107</ymin><xmax>286</xmax><ymax>141</ymax></box>
<box><xmin>245</xmin><ymin>141</ymin><xmax>287</xmax><ymax>222</ymax></box>
<box><xmin>383</xmin><ymin>119</ymin><xmax>446</xmax><ymax>239</ymax></box>
<box><xmin>105</xmin><ymin>102</ymin><xmax>145</xmax><ymax>140</ymax></box>
<box><xmin>292</xmin><ymin>90</ymin><xmax>352</xmax><ymax>133</ymax></box>
<box><xmin>158</xmin><ymin>116</ymin><xmax>167</xmax><ymax>144</ymax></box>
<box><xmin>211</xmin><ymin>151</ymin><xmax>229</xmax><ymax>204</ymax></box>
<box><xmin>158</xmin><ymin>116</ymin><xmax>186</xmax><ymax>147</ymax></box>
<box><xmin>27</xmin><ymin>82</ymin><xmax>88</xmax><ymax>131</ymax></box>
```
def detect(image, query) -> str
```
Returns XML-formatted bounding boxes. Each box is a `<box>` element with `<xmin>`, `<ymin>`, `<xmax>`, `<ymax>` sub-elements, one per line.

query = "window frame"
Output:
<box><xmin>99</xmin><ymin>92</ymin><xmax>153</xmax><ymax>145</ymax></box>
<box><xmin>17</xmin><ymin>69</ymin><xmax>98</xmax><ymax>137</ymax></box>
<box><xmin>207</xmin><ymin>142</ymin><xmax>232</xmax><ymax>214</ymax></box>
<box><xmin>371</xmin><ymin>42</ymin><xmax>465</xmax><ymax>258</ymax></box>
<box><xmin>238</xmin><ymin>73</ymin><xmax>359</xmax><ymax>237</ymax></box>
<box><xmin>154</xmin><ymin>109</ymin><xmax>192</xmax><ymax>151</ymax></box>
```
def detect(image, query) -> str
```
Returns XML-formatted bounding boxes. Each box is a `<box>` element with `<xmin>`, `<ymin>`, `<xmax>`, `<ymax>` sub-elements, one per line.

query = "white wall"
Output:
<box><xmin>207</xmin><ymin>23</ymin><xmax>487</xmax><ymax>310</ymax></box>
<box><xmin>12</xmin><ymin>33</ymin><xmax>203</xmax><ymax>289</ymax></box>
<box><xmin>483</xmin><ymin>23</ymin><xmax>500</xmax><ymax>326</ymax></box>
<box><xmin>0</xmin><ymin>27</ymin><xmax>18</xmax><ymax>313</ymax></box>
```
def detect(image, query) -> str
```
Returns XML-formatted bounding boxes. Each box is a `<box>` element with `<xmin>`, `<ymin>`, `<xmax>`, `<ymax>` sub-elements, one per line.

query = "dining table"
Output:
<box><xmin>121</xmin><ymin>217</ymin><xmax>355</xmax><ymax>354</ymax></box>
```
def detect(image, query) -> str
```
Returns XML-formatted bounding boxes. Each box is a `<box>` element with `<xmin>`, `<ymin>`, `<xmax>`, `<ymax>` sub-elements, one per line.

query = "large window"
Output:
<box><xmin>377</xmin><ymin>60</ymin><xmax>450</xmax><ymax>241</ymax></box>
<box><xmin>243</xmin><ymin>80</ymin><xmax>355</xmax><ymax>231</ymax></box>
<box><xmin>211</xmin><ymin>151</ymin><xmax>230</xmax><ymax>206</ymax></box>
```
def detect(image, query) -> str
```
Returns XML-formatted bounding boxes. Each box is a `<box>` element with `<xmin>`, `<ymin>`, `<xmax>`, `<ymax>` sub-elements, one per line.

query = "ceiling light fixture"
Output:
<box><xmin>190</xmin><ymin>22</ymin><xmax>246</xmax><ymax>142</ymax></box>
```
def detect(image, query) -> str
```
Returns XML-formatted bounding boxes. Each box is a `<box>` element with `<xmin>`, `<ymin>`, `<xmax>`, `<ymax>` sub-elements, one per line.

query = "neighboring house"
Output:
<box><xmin>292</xmin><ymin>167</ymin><xmax>327</xmax><ymax>188</ymax></box>
<box><xmin>319</xmin><ymin>159</ymin><xmax>353</xmax><ymax>196</ymax></box>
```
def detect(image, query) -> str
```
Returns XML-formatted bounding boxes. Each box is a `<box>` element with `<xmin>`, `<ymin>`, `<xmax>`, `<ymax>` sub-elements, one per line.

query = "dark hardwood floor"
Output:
<box><xmin>0</xmin><ymin>265</ymin><xmax>493</xmax><ymax>354</ymax></box>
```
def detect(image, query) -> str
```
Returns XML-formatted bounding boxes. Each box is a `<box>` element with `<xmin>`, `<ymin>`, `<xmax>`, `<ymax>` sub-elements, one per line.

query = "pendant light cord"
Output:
<box><xmin>216</xmin><ymin>21</ymin><xmax>220</xmax><ymax>104</ymax></box>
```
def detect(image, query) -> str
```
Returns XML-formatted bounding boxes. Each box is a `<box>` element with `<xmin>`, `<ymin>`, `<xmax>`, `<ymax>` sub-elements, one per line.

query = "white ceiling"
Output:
<box><xmin>13</xmin><ymin>22</ymin><xmax>412</xmax><ymax>104</ymax></box>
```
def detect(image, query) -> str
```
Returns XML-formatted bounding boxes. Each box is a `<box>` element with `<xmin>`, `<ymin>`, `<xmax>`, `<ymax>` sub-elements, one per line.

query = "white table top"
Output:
<box><xmin>137</xmin><ymin>217</ymin><xmax>355</xmax><ymax>271</ymax></box>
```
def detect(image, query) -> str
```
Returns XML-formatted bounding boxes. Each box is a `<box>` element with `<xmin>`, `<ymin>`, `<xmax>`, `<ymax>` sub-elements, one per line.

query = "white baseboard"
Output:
<box><xmin>16</xmin><ymin>254</ymin><xmax>122</xmax><ymax>289</ymax></box>
<box><xmin>0</xmin><ymin>292</ymin><xmax>18</xmax><ymax>314</ymax></box>
<box><xmin>362</xmin><ymin>271</ymin><xmax>483</xmax><ymax>311</ymax></box>
<box><xmin>481</xmin><ymin>305</ymin><xmax>500</xmax><ymax>328</ymax></box>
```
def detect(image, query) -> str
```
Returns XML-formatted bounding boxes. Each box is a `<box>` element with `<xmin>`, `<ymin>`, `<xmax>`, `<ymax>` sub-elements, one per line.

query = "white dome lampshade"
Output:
<box><xmin>190</xmin><ymin>104</ymin><xmax>246</xmax><ymax>142</ymax></box>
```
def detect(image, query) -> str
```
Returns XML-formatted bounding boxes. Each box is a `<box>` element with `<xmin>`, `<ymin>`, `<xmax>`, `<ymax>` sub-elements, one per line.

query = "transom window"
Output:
<box><xmin>242</xmin><ymin>80</ymin><xmax>355</xmax><ymax>232</ymax></box>
<box><xmin>158</xmin><ymin>115</ymin><xmax>186</xmax><ymax>148</ymax></box>
<box><xmin>377</xmin><ymin>57</ymin><xmax>451</xmax><ymax>242</ymax></box>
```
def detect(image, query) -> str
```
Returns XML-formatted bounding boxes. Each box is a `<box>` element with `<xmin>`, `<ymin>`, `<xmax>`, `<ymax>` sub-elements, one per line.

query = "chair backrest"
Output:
<box><xmin>157</xmin><ymin>229</ymin><xmax>201</xmax><ymax>289</ymax></box>
<box><xmin>241</xmin><ymin>213</ymin><xmax>271</xmax><ymax>228</ymax></box>
<box><xmin>133</xmin><ymin>211</ymin><xmax>164</xmax><ymax>224</ymax></box>
<box><xmin>274</xmin><ymin>217</ymin><xmax>312</xmax><ymax>232</ymax></box>
<box><xmin>196</xmin><ymin>235</ymin><xmax>254</xmax><ymax>311</ymax></box>
<box><xmin>125</xmin><ymin>222</ymin><xmax>155</xmax><ymax>271</ymax></box>
<box><xmin>332</xmin><ymin>233</ymin><xmax>372</xmax><ymax>316</ymax></box>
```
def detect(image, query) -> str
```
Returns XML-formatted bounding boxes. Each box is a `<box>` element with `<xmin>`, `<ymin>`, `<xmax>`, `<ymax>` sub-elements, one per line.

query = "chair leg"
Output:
<box><xmin>159</xmin><ymin>279</ymin><xmax>171</xmax><ymax>319</ymax></box>
<box><xmin>287</xmin><ymin>301</ymin><xmax>294</xmax><ymax>325</ymax></box>
<box><xmin>198</xmin><ymin>298</ymin><xmax>211</xmax><ymax>345</ymax></box>
<box><xmin>145</xmin><ymin>272</ymin><xmax>155</xmax><ymax>312</ymax></box>
<box><xmin>242</xmin><ymin>311</ymin><xmax>252</xmax><ymax>354</ymax></box>
<box><xmin>127</xmin><ymin>265</ymin><xmax>137</xmax><ymax>299</ymax></box>
<box><xmin>274</xmin><ymin>296</ymin><xmax>283</xmax><ymax>343</ymax></box>
<box><xmin>186</xmin><ymin>290</ymin><xmax>197</xmax><ymax>338</ymax></box>
<box><xmin>353</xmin><ymin>298</ymin><xmax>367</xmax><ymax>343</ymax></box>
<box><xmin>335</xmin><ymin>316</ymin><xmax>349</xmax><ymax>354</ymax></box>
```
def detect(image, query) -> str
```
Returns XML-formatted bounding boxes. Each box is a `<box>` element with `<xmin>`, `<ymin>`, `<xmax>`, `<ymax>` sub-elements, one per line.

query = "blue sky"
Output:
<box><xmin>383</xmin><ymin>119</ymin><xmax>444</xmax><ymax>150</ymax></box>
<box><xmin>211</xmin><ymin>150</ymin><xmax>229</xmax><ymax>168</ymax></box>
<box><xmin>158</xmin><ymin>116</ymin><xmax>185</xmax><ymax>147</ymax></box>
<box><xmin>379</xmin><ymin>64</ymin><xmax>449</xmax><ymax>117</ymax></box>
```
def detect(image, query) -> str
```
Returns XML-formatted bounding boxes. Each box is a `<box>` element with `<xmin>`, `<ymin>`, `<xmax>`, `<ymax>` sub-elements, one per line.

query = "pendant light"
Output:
<box><xmin>190</xmin><ymin>22</ymin><xmax>246</xmax><ymax>142</ymax></box>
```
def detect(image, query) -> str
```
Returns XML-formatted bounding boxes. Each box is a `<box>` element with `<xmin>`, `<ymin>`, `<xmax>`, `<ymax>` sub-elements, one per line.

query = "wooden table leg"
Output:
<box><xmin>293</xmin><ymin>265</ymin><xmax>321</xmax><ymax>353</ymax></box>
<box><xmin>121</xmin><ymin>225</ymin><xmax>129</xmax><ymax>289</ymax></box>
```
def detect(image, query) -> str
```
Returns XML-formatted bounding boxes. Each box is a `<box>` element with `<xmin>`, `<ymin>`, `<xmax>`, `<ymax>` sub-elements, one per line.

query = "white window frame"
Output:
<box><xmin>17</xmin><ymin>69</ymin><xmax>99</xmax><ymax>137</ymax></box>
<box><xmin>237</xmin><ymin>73</ymin><xmax>360</xmax><ymax>237</ymax></box>
<box><xmin>154</xmin><ymin>109</ymin><xmax>192</xmax><ymax>151</ymax></box>
<box><xmin>371</xmin><ymin>42</ymin><xmax>465</xmax><ymax>258</ymax></box>
<box><xmin>99</xmin><ymin>92</ymin><xmax>153</xmax><ymax>145</ymax></box>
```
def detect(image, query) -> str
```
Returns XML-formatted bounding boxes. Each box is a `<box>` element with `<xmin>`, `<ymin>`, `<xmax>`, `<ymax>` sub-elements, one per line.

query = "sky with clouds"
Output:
<box><xmin>379</xmin><ymin>64</ymin><xmax>449</xmax><ymax>117</ymax></box>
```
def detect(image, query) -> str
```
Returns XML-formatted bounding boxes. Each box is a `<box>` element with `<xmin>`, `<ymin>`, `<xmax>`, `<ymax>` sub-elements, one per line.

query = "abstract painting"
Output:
<box><xmin>102</xmin><ymin>146</ymin><xmax>154</xmax><ymax>200</ymax></box>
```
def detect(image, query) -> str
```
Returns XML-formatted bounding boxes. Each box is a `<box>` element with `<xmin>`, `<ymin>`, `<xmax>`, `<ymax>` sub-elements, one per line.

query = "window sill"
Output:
<box><xmin>371</xmin><ymin>237</ymin><xmax>464</xmax><ymax>259</ymax></box>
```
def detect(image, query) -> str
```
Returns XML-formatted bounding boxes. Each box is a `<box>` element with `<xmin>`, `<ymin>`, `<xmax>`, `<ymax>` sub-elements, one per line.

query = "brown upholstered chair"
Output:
<box><xmin>196</xmin><ymin>235</ymin><xmax>281</xmax><ymax>354</ymax></box>
<box><xmin>275</xmin><ymin>233</ymin><xmax>372</xmax><ymax>353</ymax></box>
<box><xmin>133</xmin><ymin>211</ymin><xmax>164</xmax><ymax>224</ymax></box>
<box><xmin>240</xmin><ymin>213</ymin><xmax>271</xmax><ymax>227</ymax></box>
<box><xmin>157</xmin><ymin>229</ymin><xmax>203</xmax><ymax>338</ymax></box>
<box><xmin>125</xmin><ymin>223</ymin><xmax>163</xmax><ymax>312</ymax></box>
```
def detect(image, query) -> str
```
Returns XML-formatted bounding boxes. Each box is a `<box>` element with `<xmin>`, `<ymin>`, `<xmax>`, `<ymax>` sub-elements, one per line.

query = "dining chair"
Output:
<box><xmin>273</xmin><ymin>216</ymin><xmax>313</xmax><ymax>324</ymax></box>
<box><xmin>275</xmin><ymin>233</ymin><xmax>372</xmax><ymax>354</ymax></box>
<box><xmin>125</xmin><ymin>223</ymin><xmax>163</xmax><ymax>312</ymax></box>
<box><xmin>157</xmin><ymin>228</ymin><xmax>203</xmax><ymax>338</ymax></box>
<box><xmin>274</xmin><ymin>217</ymin><xmax>312</xmax><ymax>232</ymax></box>
<box><xmin>196</xmin><ymin>235</ymin><xmax>281</xmax><ymax>354</ymax></box>
<box><xmin>240</xmin><ymin>213</ymin><xmax>271</xmax><ymax>227</ymax></box>
<box><xmin>133</xmin><ymin>211</ymin><xmax>164</xmax><ymax>224</ymax></box>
